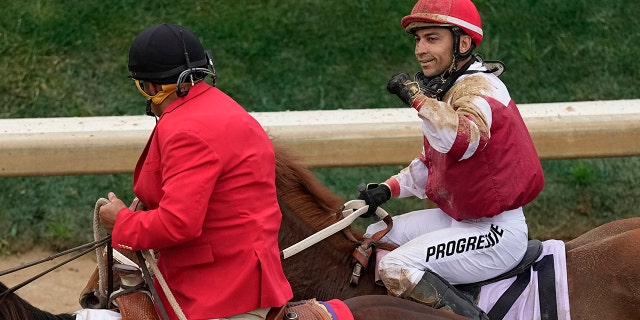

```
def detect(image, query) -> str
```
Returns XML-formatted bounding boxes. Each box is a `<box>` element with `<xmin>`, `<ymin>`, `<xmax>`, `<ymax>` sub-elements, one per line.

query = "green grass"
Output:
<box><xmin>1</xmin><ymin>0</ymin><xmax>639</xmax><ymax>252</ymax></box>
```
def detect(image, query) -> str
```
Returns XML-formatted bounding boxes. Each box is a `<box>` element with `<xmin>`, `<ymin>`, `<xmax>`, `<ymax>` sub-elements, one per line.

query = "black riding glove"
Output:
<box><xmin>386</xmin><ymin>72</ymin><xmax>423</xmax><ymax>106</ymax></box>
<box><xmin>357</xmin><ymin>183</ymin><xmax>391</xmax><ymax>218</ymax></box>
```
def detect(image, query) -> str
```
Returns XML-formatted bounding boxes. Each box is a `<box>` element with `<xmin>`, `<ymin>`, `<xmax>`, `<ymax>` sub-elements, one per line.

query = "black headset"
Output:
<box><xmin>175</xmin><ymin>29</ymin><xmax>217</xmax><ymax>97</ymax></box>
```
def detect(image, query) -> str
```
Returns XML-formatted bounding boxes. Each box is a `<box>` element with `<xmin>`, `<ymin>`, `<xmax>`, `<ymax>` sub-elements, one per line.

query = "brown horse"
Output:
<box><xmin>274</xmin><ymin>146</ymin><xmax>386</xmax><ymax>301</ymax></box>
<box><xmin>0</xmin><ymin>144</ymin><xmax>469</xmax><ymax>319</ymax></box>
<box><xmin>4</xmin><ymin>145</ymin><xmax>639</xmax><ymax>319</ymax></box>
<box><xmin>0</xmin><ymin>280</ymin><xmax>468</xmax><ymax>320</ymax></box>
<box><xmin>273</xmin><ymin>145</ymin><xmax>640</xmax><ymax>319</ymax></box>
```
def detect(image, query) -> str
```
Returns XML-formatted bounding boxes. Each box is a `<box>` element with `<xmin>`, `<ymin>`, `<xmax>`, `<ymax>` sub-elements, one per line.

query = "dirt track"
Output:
<box><xmin>0</xmin><ymin>249</ymin><xmax>97</xmax><ymax>314</ymax></box>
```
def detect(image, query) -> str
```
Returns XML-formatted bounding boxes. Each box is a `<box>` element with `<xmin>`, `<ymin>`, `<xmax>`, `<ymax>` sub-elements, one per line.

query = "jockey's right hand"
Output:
<box><xmin>358</xmin><ymin>183</ymin><xmax>391</xmax><ymax>218</ymax></box>
<box><xmin>386</xmin><ymin>72</ymin><xmax>421</xmax><ymax>106</ymax></box>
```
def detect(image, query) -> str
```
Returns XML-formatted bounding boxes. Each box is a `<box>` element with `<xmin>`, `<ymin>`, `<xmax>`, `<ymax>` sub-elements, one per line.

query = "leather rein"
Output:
<box><xmin>0</xmin><ymin>236</ymin><xmax>111</xmax><ymax>301</ymax></box>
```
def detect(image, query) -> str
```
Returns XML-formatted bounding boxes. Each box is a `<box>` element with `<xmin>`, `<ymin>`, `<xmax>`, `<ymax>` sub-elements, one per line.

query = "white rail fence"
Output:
<box><xmin>1</xmin><ymin>99</ymin><xmax>639</xmax><ymax>177</ymax></box>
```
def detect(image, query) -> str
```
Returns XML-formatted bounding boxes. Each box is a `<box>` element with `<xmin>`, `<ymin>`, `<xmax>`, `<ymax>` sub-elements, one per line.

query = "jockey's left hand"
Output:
<box><xmin>99</xmin><ymin>192</ymin><xmax>127</xmax><ymax>233</ymax></box>
<box><xmin>358</xmin><ymin>183</ymin><xmax>391</xmax><ymax>218</ymax></box>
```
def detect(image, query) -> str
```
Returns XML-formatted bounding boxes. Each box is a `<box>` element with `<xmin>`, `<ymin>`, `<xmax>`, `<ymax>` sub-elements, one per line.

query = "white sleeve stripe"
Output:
<box><xmin>461</xmin><ymin>120</ymin><xmax>480</xmax><ymax>160</ymax></box>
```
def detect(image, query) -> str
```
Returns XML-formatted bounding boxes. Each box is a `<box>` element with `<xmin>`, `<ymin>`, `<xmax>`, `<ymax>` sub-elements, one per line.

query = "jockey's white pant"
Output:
<box><xmin>364</xmin><ymin>207</ymin><xmax>528</xmax><ymax>297</ymax></box>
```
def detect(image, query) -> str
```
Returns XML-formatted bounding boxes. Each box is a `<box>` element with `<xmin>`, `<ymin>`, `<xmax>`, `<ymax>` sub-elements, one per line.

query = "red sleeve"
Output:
<box><xmin>384</xmin><ymin>178</ymin><xmax>401</xmax><ymax>198</ymax></box>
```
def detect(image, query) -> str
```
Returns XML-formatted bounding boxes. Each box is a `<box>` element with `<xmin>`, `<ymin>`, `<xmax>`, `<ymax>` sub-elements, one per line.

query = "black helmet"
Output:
<box><xmin>128</xmin><ymin>23</ymin><xmax>210</xmax><ymax>84</ymax></box>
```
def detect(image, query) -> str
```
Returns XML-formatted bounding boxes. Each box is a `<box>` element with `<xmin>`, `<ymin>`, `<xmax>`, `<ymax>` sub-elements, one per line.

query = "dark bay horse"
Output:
<box><xmin>0</xmin><ymin>281</ymin><xmax>75</xmax><ymax>320</ymax></box>
<box><xmin>273</xmin><ymin>145</ymin><xmax>640</xmax><ymax>319</ymax></box>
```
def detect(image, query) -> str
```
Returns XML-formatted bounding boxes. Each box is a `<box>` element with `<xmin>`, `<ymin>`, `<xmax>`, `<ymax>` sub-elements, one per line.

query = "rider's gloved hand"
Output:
<box><xmin>358</xmin><ymin>183</ymin><xmax>391</xmax><ymax>218</ymax></box>
<box><xmin>386</xmin><ymin>72</ymin><xmax>422</xmax><ymax>106</ymax></box>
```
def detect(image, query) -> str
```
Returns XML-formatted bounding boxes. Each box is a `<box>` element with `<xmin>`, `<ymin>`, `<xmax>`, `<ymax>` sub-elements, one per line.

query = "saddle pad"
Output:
<box><xmin>320</xmin><ymin>299</ymin><xmax>354</xmax><ymax>320</ymax></box>
<box><xmin>477</xmin><ymin>239</ymin><xmax>571</xmax><ymax>320</ymax></box>
<box><xmin>286</xmin><ymin>298</ymin><xmax>354</xmax><ymax>320</ymax></box>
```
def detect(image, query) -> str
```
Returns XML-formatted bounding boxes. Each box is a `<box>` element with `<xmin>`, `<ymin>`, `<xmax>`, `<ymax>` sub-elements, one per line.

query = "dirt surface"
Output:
<box><xmin>0</xmin><ymin>249</ymin><xmax>98</xmax><ymax>314</ymax></box>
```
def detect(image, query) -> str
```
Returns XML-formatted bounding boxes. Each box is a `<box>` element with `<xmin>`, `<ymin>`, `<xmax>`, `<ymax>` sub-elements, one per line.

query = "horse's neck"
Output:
<box><xmin>279</xmin><ymin>203</ymin><xmax>355</xmax><ymax>265</ymax></box>
<box><xmin>0</xmin><ymin>289</ymin><xmax>75</xmax><ymax>320</ymax></box>
<box><xmin>279</xmin><ymin>201</ymin><xmax>385</xmax><ymax>300</ymax></box>
<box><xmin>274</xmin><ymin>146</ymin><xmax>386</xmax><ymax>299</ymax></box>
<box><xmin>26</xmin><ymin>304</ymin><xmax>75</xmax><ymax>320</ymax></box>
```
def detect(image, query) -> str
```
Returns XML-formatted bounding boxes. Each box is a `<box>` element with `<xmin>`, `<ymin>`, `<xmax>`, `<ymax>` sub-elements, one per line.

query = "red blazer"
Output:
<box><xmin>111</xmin><ymin>82</ymin><xmax>292</xmax><ymax>319</ymax></box>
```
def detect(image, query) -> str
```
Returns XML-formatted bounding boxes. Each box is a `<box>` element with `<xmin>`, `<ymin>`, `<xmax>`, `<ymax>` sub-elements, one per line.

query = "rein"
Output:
<box><xmin>0</xmin><ymin>236</ymin><xmax>110</xmax><ymax>301</ymax></box>
<box><xmin>0</xmin><ymin>198</ymin><xmax>116</xmax><ymax>303</ymax></box>
<box><xmin>280</xmin><ymin>200</ymin><xmax>380</xmax><ymax>260</ymax></box>
<box><xmin>280</xmin><ymin>200</ymin><xmax>392</xmax><ymax>259</ymax></box>
<box><xmin>279</xmin><ymin>199</ymin><xmax>394</xmax><ymax>287</ymax></box>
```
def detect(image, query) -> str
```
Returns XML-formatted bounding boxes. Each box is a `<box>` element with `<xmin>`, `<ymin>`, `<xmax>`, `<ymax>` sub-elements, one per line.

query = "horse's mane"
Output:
<box><xmin>0</xmin><ymin>282</ymin><xmax>74</xmax><ymax>320</ymax></box>
<box><xmin>274</xmin><ymin>143</ymin><xmax>346</xmax><ymax>229</ymax></box>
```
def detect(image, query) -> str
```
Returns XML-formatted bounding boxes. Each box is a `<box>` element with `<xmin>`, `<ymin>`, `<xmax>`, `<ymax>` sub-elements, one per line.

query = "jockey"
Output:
<box><xmin>356</xmin><ymin>0</ymin><xmax>544</xmax><ymax>319</ymax></box>
<box><xmin>98</xmin><ymin>23</ymin><xmax>292</xmax><ymax>320</ymax></box>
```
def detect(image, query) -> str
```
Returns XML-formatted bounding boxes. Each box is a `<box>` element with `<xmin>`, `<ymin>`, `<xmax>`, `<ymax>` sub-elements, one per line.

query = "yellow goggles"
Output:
<box><xmin>132</xmin><ymin>78</ymin><xmax>177</xmax><ymax>105</ymax></box>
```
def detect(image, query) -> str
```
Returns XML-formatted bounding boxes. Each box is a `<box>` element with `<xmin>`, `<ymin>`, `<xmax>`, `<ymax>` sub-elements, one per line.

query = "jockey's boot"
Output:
<box><xmin>407</xmin><ymin>269</ymin><xmax>489</xmax><ymax>320</ymax></box>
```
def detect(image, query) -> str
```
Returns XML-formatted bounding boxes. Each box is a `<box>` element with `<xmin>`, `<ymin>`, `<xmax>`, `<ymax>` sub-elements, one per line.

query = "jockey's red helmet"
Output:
<box><xmin>401</xmin><ymin>0</ymin><xmax>483</xmax><ymax>48</ymax></box>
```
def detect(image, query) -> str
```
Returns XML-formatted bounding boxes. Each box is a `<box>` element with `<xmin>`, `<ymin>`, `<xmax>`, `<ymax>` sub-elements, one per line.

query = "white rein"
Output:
<box><xmin>280</xmin><ymin>199</ymin><xmax>389</xmax><ymax>259</ymax></box>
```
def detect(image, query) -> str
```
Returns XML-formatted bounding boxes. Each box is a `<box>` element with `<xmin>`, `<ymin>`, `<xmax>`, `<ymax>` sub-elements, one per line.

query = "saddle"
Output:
<box><xmin>108</xmin><ymin>263</ymin><xmax>160</xmax><ymax>320</ymax></box>
<box><xmin>454</xmin><ymin>239</ymin><xmax>543</xmax><ymax>301</ymax></box>
<box><xmin>112</xmin><ymin>290</ymin><xmax>160</xmax><ymax>320</ymax></box>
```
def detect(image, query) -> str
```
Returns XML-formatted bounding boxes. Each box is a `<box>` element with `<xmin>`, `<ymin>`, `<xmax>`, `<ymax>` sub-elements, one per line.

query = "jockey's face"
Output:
<box><xmin>413</xmin><ymin>27</ymin><xmax>455</xmax><ymax>78</ymax></box>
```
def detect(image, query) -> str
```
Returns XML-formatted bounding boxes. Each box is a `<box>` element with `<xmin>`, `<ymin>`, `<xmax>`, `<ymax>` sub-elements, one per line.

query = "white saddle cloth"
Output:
<box><xmin>375</xmin><ymin>239</ymin><xmax>571</xmax><ymax>320</ymax></box>
<box><xmin>477</xmin><ymin>239</ymin><xmax>571</xmax><ymax>320</ymax></box>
